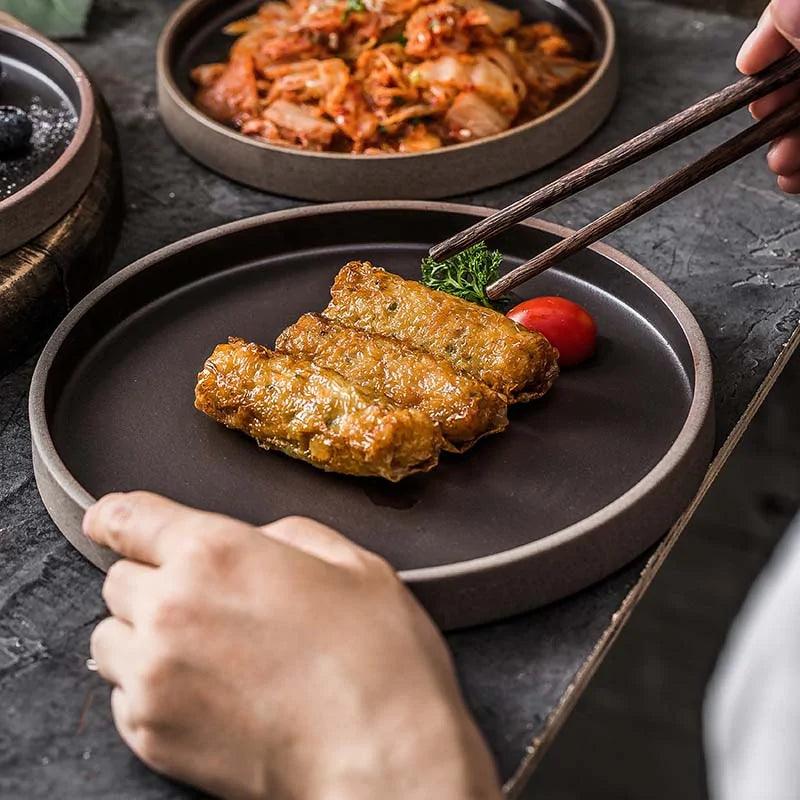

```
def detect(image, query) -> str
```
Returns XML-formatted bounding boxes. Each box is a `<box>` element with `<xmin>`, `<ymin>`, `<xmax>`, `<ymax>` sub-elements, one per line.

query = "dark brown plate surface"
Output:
<box><xmin>30</xmin><ymin>203</ymin><xmax>714</xmax><ymax>628</ymax></box>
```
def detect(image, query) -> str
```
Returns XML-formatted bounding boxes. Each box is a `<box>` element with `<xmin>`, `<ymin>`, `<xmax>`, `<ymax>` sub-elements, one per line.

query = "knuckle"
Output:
<box><xmin>89</xmin><ymin>616</ymin><xmax>112</xmax><ymax>655</ymax></box>
<box><xmin>148</xmin><ymin>592</ymin><xmax>190</xmax><ymax>632</ymax></box>
<box><xmin>105</xmin><ymin>557</ymin><xmax>125</xmax><ymax>582</ymax></box>
<box><xmin>134</xmin><ymin>695</ymin><xmax>163</xmax><ymax>729</ymax></box>
<box><xmin>205</xmin><ymin>532</ymin><xmax>237</xmax><ymax>560</ymax></box>
<box><xmin>262</xmin><ymin>516</ymin><xmax>307</xmax><ymax>542</ymax></box>
<box><xmin>180</xmin><ymin>529</ymin><xmax>218</xmax><ymax>561</ymax></box>
<box><xmin>184</xmin><ymin>528</ymin><xmax>240</xmax><ymax>569</ymax></box>
<box><xmin>97</xmin><ymin>495</ymin><xmax>133</xmax><ymax>549</ymax></box>
<box><xmin>133</xmin><ymin>658</ymin><xmax>184</xmax><ymax>728</ymax></box>
<box><xmin>133</xmin><ymin>727</ymin><xmax>166</xmax><ymax>770</ymax></box>
<box><xmin>96</xmin><ymin>492</ymin><xmax>129</xmax><ymax>515</ymax></box>
<box><xmin>138</xmin><ymin>649</ymin><xmax>175</xmax><ymax>695</ymax></box>
<box><xmin>104</xmin><ymin>525</ymin><xmax>124</xmax><ymax>553</ymax></box>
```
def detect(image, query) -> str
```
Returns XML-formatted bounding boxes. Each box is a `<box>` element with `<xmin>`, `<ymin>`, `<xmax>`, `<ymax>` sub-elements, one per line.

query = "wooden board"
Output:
<box><xmin>0</xmin><ymin>97</ymin><xmax>123</xmax><ymax>370</ymax></box>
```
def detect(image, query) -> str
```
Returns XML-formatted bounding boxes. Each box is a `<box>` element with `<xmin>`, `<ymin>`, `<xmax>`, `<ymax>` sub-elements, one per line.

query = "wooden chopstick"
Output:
<box><xmin>429</xmin><ymin>51</ymin><xmax>800</xmax><ymax>264</ymax></box>
<box><xmin>485</xmin><ymin>96</ymin><xmax>800</xmax><ymax>299</ymax></box>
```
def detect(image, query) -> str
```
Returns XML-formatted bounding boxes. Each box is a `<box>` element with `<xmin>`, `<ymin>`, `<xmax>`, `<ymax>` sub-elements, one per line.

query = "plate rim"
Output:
<box><xmin>0</xmin><ymin>14</ymin><xmax>100</xmax><ymax>255</ymax></box>
<box><xmin>29</xmin><ymin>200</ymin><xmax>713</xmax><ymax>587</ymax></box>
<box><xmin>155</xmin><ymin>0</ymin><xmax>617</xmax><ymax>163</ymax></box>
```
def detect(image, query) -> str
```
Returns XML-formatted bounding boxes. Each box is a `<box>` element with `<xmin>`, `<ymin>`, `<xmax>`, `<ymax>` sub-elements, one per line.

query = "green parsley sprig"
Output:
<box><xmin>421</xmin><ymin>242</ymin><xmax>503</xmax><ymax>308</ymax></box>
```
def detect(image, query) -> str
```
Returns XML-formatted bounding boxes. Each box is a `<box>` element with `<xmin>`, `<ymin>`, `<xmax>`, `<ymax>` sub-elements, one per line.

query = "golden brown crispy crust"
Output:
<box><xmin>276</xmin><ymin>313</ymin><xmax>508</xmax><ymax>451</ymax></box>
<box><xmin>195</xmin><ymin>338</ymin><xmax>443</xmax><ymax>481</ymax></box>
<box><xmin>324</xmin><ymin>261</ymin><xmax>559</xmax><ymax>402</ymax></box>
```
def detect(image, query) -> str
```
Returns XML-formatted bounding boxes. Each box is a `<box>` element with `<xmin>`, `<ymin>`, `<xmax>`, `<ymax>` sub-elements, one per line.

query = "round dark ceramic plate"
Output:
<box><xmin>157</xmin><ymin>0</ymin><xmax>618</xmax><ymax>200</ymax></box>
<box><xmin>0</xmin><ymin>13</ymin><xmax>100</xmax><ymax>256</ymax></box>
<box><xmin>30</xmin><ymin>203</ymin><xmax>714</xmax><ymax>629</ymax></box>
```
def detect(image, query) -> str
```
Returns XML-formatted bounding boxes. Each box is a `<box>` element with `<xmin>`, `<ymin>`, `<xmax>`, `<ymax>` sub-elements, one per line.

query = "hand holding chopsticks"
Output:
<box><xmin>489</xmin><ymin>96</ymin><xmax>800</xmax><ymax>298</ymax></box>
<box><xmin>429</xmin><ymin>51</ymin><xmax>800</xmax><ymax>301</ymax></box>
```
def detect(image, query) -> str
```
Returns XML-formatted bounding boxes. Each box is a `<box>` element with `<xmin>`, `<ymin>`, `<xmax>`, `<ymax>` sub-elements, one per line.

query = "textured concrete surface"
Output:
<box><xmin>524</xmin><ymin>357</ymin><xmax>800</xmax><ymax>799</ymax></box>
<box><xmin>666</xmin><ymin>0</ymin><xmax>764</xmax><ymax>16</ymax></box>
<box><xmin>1</xmin><ymin>0</ymin><xmax>799</xmax><ymax>797</ymax></box>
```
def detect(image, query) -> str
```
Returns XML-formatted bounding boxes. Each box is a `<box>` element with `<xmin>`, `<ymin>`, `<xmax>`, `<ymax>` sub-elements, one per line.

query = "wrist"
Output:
<box><xmin>310</xmin><ymin>695</ymin><xmax>501</xmax><ymax>800</ymax></box>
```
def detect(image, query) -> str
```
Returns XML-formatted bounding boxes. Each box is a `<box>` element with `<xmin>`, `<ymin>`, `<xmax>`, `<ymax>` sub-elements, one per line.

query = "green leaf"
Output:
<box><xmin>342</xmin><ymin>0</ymin><xmax>366</xmax><ymax>21</ymax></box>
<box><xmin>421</xmin><ymin>242</ymin><xmax>503</xmax><ymax>308</ymax></box>
<box><xmin>0</xmin><ymin>0</ymin><xmax>93</xmax><ymax>39</ymax></box>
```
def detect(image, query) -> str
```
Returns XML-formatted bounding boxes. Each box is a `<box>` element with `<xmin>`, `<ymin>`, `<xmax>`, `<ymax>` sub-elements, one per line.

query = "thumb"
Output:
<box><xmin>771</xmin><ymin>0</ymin><xmax>800</xmax><ymax>49</ymax></box>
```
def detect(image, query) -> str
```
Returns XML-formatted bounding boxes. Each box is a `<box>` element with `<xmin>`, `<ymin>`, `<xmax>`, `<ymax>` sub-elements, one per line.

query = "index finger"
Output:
<box><xmin>737</xmin><ymin>6</ymin><xmax>792</xmax><ymax>75</ymax></box>
<box><xmin>83</xmin><ymin>491</ymin><xmax>219</xmax><ymax>566</ymax></box>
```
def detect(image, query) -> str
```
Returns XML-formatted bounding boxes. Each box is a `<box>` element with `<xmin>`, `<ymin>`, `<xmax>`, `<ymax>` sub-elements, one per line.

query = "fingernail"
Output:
<box><xmin>772</xmin><ymin>0</ymin><xmax>800</xmax><ymax>39</ymax></box>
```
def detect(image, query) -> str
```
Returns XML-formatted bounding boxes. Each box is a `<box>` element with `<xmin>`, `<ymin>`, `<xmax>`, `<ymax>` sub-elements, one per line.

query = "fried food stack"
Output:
<box><xmin>195</xmin><ymin>261</ymin><xmax>559</xmax><ymax>481</ymax></box>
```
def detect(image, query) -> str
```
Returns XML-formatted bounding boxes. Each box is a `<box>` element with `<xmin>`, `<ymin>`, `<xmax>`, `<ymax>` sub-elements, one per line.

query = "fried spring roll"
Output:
<box><xmin>324</xmin><ymin>261</ymin><xmax>559</xmax><ymax>402</ymax></box>
<box><xmin>276</xmin><ymin>313</ymin><xmax>508</xmax><ymax>451</ymax></box>
<box><xmin>195</xmin><ymin>338</ymin><xmax>442</xmax><ymax>481</ymax></box>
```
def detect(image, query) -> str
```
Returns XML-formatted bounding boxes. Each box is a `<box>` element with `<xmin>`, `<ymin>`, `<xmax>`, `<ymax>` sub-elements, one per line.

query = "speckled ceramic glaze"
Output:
<box><xmin>0</xmin><ymin>13</ymin><xmax>100</xmax><ymax>256</ymax></box>
<box><xmin>156</xmin><ymin>0</ymin><xmax>619</xmax><ymax>200</ymax></box>
<box><xmin>29</xmin><ymin>203</ymin><xmax>714</xmax><ymax>629</ymax></box>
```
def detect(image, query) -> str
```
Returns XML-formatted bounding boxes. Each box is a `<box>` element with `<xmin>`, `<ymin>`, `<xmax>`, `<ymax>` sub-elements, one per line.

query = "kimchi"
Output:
<box><xmin>191</xmin><ymin>0</ymin><xmax>596</xmax><ymax>153</ymax></box>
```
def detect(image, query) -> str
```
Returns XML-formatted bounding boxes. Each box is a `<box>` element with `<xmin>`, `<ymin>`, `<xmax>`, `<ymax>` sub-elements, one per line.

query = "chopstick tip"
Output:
<box><xmin>427</xmin><ymin>242</ymin><xmax>448</xmax><ymax>261</ymax></box>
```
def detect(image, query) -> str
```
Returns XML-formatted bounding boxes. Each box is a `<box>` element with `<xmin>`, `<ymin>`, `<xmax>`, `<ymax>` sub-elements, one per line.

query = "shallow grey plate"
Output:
<box><xmin>29</xmin><ymin>202</ymin><xmax>714</xmax><ymax>629</ymax></box>
<box><xmin>0</xmin><ymin>13</ymin><xmax>99</xmax><ymax>257</ymax></box>
<box><xmin>157</xmin><ymin>0</ymin><xmax>618</xmax><ymax>200</ymax></box>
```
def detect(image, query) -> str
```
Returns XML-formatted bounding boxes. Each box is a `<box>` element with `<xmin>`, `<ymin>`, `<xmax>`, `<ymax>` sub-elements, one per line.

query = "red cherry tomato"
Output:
<box><xmin>506</xmin><ymin>296</ymin><xmax>597</xmax><ymax>367</ymax></box>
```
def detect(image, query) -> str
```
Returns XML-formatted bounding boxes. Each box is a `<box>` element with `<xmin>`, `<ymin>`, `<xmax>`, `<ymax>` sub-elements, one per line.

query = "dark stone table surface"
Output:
<box><xmin>2</xmin><ymin>0</ymin><xmax>799</xmax><ymax>797</ymax></box>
